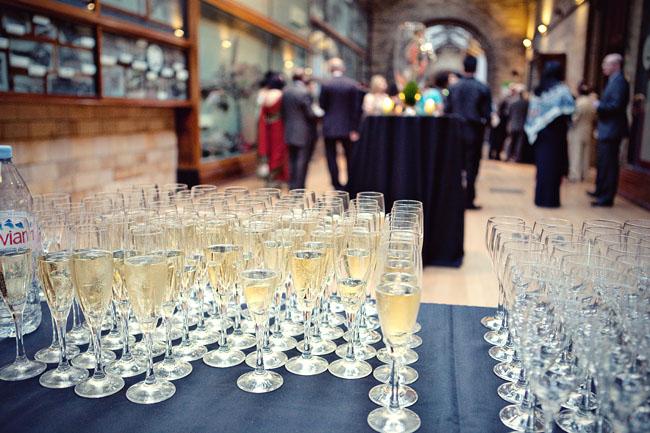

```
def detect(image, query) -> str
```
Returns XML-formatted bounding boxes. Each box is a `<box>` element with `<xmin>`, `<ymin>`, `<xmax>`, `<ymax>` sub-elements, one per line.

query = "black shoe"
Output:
<box><xmin>466</xmin><ymin>203</ymin><xmax>482</xmax><ymax>210</ymax></box>
<box><xmin>586</xmin><ymin>190</ymin><xmax>599</xmax><ymax>198</ymax></box>
<box><xmin>591</xmin><ymin>200</ymin><xmax>613</xmax><ymax>207</ymax></box>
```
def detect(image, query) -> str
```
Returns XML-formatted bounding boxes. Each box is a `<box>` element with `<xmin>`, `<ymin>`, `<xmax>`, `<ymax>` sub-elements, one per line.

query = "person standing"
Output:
<box><xmin>507</xmin><ymin>86</ymin><xmax>529</xmax><ymax>162</ymax></box>
<box><xmin>525</xmin><ymin>61</ymin><xmax>575</xmax><ymax>208</ymax></box>
<box><xmin>257</xmin><ymin>73</ymin><xmax>288</xmax><ymax>187</ymax></box>
<box><xmin>362</xmin><ymin>75</ymin><xmax>391</xmax><ymax>116</ymax></box>
<box><xmin>446</xmin><ymin>55</ymin><xmax>492</xmax><ymax>210</ymax></box>
<box><xmin>567</xmin><ymin>83</ymin><xmax>597</xmax><ymax>182</ymax></box>
<box><xmin>319</xmin><ymin>58</ymin><xmax>362</xmax><ymax>190</ymax></box>
<box><xmin>589</xmin><ymin>54</ymin><xmax>630</xmax><ymax>207</ymax></box>
<box><xmin>281</xmin><ymin>68</ymin><xmax>316</xmax><ymax>190</ymax></box>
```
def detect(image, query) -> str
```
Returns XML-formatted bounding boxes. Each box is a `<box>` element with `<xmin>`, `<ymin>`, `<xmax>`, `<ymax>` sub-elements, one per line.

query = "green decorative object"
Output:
<box><xmin>402</xmin><ymin>81</ymin><xmax>420</xmax><ymax>106</ymax></box>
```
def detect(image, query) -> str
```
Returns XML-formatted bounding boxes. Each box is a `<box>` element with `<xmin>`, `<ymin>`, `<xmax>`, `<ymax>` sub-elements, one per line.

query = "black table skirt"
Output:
<box><xmin>347</xmin><ymin>115</ymin><xmax>465</xmax><ymax>267</ymax></box>
<box><xmin>0</xmin><ymin>303</ymin><xmax>515</xmax><ymax>433</ymax></box>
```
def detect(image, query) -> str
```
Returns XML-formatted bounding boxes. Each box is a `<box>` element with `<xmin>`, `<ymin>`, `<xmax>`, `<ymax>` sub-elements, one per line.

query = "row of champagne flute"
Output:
<box><xmin>483</xmin><ymin>216</ymin><xmax>650</xmax><ymax>433</ymax></box>
<box><xmin>0</xmin><ymin>185</ymin><xmax>425</xmax><ymax>421</ymax></box>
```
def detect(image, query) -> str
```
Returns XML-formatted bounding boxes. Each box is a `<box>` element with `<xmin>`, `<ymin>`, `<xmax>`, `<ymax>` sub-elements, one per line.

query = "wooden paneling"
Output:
<box><xmin>619</xmin><ymin>166</ymin><xmax>650</xmax><ymax>210</ymax></box>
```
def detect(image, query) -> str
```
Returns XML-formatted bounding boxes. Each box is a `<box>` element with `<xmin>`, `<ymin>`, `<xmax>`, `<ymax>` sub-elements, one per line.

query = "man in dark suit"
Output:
<box><xmin>282</xmin><ymin>68</ymin><xmax>316</xmax><ymax>190</ymax></box>
<box><xmin>589</xmin><ymin>53</ymin><xmax>630</xmax><ymax>207</ymax></box>
<box><xmin>446</xmin><ymin>55</ymin><xmax>492</xmax><ymax>210</ymax></box>
<box><xmin>319</xmin><ymin>58</ymin><xmax>362</xmax><ymax>190</ymax></box>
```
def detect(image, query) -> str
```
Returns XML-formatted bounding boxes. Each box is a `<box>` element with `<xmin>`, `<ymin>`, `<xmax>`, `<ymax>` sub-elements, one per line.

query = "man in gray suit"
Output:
<box><xmin>282</xmin><ymin>68</ymin><xmax>316</xmax><ymax>190</ymax></box>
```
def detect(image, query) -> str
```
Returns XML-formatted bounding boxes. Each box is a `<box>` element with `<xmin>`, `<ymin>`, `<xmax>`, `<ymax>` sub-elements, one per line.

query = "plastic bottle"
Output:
<box><xmin>0</xmin><ymin>145</ymin><xmax>42</xmax><ymax>337</ymax></box>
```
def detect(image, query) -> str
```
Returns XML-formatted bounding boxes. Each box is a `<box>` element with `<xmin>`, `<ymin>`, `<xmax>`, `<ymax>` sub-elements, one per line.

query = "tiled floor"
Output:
<box><xmin>219</xmin><ymin>142</ymin><xmax>650</xmax><ymax>307</ymax></box>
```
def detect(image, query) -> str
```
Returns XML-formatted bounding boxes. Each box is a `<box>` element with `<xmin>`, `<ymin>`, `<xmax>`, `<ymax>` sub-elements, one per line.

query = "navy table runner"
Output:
<box><xmin>346</xmin><ymin>116</ymin><xmax>465</xmax><ymax>267</ymax></box>
<box><xmin>0</xmin><ymin>303</ymin><xmax>511</xmax><ymax>433</ymax></box>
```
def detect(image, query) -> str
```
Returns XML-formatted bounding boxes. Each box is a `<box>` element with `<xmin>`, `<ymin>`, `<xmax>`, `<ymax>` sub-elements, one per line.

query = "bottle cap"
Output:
<box><xmin>0</xmin><ymin>145</ymin><xmax>12</xmax><ymax>159</ymax></box>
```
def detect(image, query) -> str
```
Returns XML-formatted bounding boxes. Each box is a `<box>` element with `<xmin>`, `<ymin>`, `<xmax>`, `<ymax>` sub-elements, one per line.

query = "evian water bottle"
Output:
<box><xmin>0</xmin><ymin>145</ymin><xmax>42</xmax><ymax>337</ymax></box>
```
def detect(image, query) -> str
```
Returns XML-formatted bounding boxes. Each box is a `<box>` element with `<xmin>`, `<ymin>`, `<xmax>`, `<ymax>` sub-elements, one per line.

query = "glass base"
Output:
<box><xmin>126</xmin><ymin>379</ymin><xmax>175</xmax><ymax>404</ymax></box>
<box><xmin>364</xmin><ymin>303</ymin><xmax>378</xmax><ymax>317</ymax></box>
<box><xmin>285</xmin><ymin>354</ymin><xmax>329</xmax><ymax>376</ymax></box>
<box><xmin>71</xmin><ymin>349</ymin><xmax>116</xmax><ymax>369</ymax></box>
<box><xmin>39</xmin><ymin>364</ymin><xmax>88</xmax><ymax>388</ymax></box>
<box><xmin>484</xmin><ymin>329</ymin><xmax>508</xmax><ymax>346</ymax></box>
<box><xmin>369</xmin><ymin>383</ymin><xmax>418</xmax><ymax>408</ymax></box>
<box><xmin>561</xmin><ymin>390</ymin><xmax>598</xmax><ymax>411</ymax></box>
<box><xmin>499</xmin><ymin>404</ymin><xmax>545</xmax><ymax>432</ymax></box>
<box><xmin>175</xmin><ymin>341</ymin><xmax>208</xmax><ymax>362</ymax></box>
<box><xmin>172</xmin><ymin>312</ymin><xmax>197</xmax><ymax>329</ymax></box>
<box><xmin>296</xmin><ymin>339</ymin><xmax>337</xmax><ymax>356</ymax></box>
<box><xmin>489</xmin><ymin>345</ymin><xmax>514</xmax><ymax>362</ymax></box>
<box><xmin>329</xmin><ymin>300</ymin><xmax>345</xmax><ymax>313</ymax></box>
<box><xmin>373</xmin><ymin>364</ymin><xmax>418</xmax><ymax>385</ymax></box>
<box><xmin>367</xmin><ymin>406</ymin><xmax>421</xmax><ymax>433</ymax></box>
<box><xmin>493</xmin><ymin>361</ymin><xmax>521</xmax><ymax>382</ymax></box>
<box><xmin>74</xmin><ymin>373</ymin><xmax>124</xmax><ymax>398</ymax></box>
<box><xmin>153</xmin><ymin>327</ymin><xmax>183</xmax><ymax>343</ymax></box>
<box><xmin>498</xmin><ymin>381</ymin><xmax>526</xmax><ymax>404</ymax></box>
<box><xmin>336</xmin><ymin>343</ymin><xmax>376</xmax><ymax>361</ymax></box>
<box><xmin>328</xmin><ymin>358</ymin><xmax>372</xmax><ymax>379</ymax></box>
<box><xmin>189</xmin><ymin>327</ymin><xmax>220</xmax><ymax>346</ymax></box>
<box><xmin>549</xmin><ymin>357</ymin><xmax>576</xmax><ymax>376</ymax></box>
<box><xmin>344</xmin><ymin>329</ymin><xmax>382</xmax><ymax>345</ymax></box>
<box><xmin>319</xmin><ymin>324</ymin><xmax>345</xmax><ymax>340</ymax></box>
<box><xmin>128</xmin><ymin>320</ymin><xmax>143</xmax><ymax>336</ymax></box>
<box><xmin>203</xmin><ymin>347</ymin><xmax>245</xmax><ymax>368</ymax></box>
<box><xmin>153</xmin><ymin>358</ymin><xmax>193</xmax><ymax>381</ymax></box>
<box><xmin>246</xmin><ymin>350</ymin><xmax>287</xmax><ymax>369</ymax></box>
<box><xmin>408</xmin><ymin>335</ymin><xmax>422</xmax><ymax>349</ymax></box>
<box><xmin>413</xmin><ymin>322</ymin><xmax>421</xmax><ymax>333</ymax></box>
<box><xmin>66</xmin><ymin>326</ymin><xmax>90</xmax><ymax>345</ymax></box>
<box><xmin>0</xmin><ymin>358</ymin><xmax>47</xmax><ymax>381</ymax></box>
<box><xmin>35</xmin><ymin>343</ymin><xmax>80</xmax><ymax>364</ymax></box>
<box><xmin>280</xmin><ymin>321</ymin><xmax>304</xmax><ymax>337</ymax></box>
<box><xmin>227</xmin><ymin>332</ymin><xmax>256</xmax><ymax>350</ymax></box>
<box><xmin>106</xmin><ymin>354</ymin><xmax>147</xmax><ymax>378</ymax></box>
<box><xmin>268</xmin><ymin>333</ymin><xmax>297</xmax><ymax>352</ymax></box>
<box><xmin>554</xmin><ymin>408</ymin><xmax>601</xmax><ymax>433</ymax></box>
<box><xmin>237</xmin><ymin>370</ymin><xmax>283</xmax><ymax>393</ymax></box>
<box><xmin>481</xmin><ymin>314</ymin><xmax>502</xmax><ymax>331</ymax></box>
<box><xmin>240</xmin><ymin>319</ymin><xmax>256</xmax><ymax>334</ymax></box>
<box><xmin>324</xmin><ymin>313</ymin><xmax>346</xmax><ymax>327</ymax></box>
<box><xmin>101</xmin><ymin>331</ymin><xmax>131</xmax><ymax>350</ymax></box>
<box><xmin>132</xmin><ymin>340</ymin><xmax>167</xmax><ymax>358</ymax></box>
<box><xmin>377</xmin><ymin>348</ymin><xmax>418</xmax><ymax>365</ymax></box>
<box><xmin>205</xmin><ymin>316</ymin><xmax>233</xmax><ymax>331</ymax></box>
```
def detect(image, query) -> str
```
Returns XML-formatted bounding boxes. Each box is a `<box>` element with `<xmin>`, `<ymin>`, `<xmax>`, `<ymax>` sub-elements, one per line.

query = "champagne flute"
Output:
<box><xmin>237</xmin><ymin>268</ymin><xmax>283</xmax><ymax>392</ymax></box>
<box><xmin>285</xmin><ymin>217</ymin><xmax>329</xmax><ymax>376</ymax></box>
<box><xmin>0</xmin><ymin>215</ymin><xmax>46</xmax><ymax>381</ymax></box>
<box><xmin>38</xmin><ymin>222</ymin><xmax>88</xmax><ymax>388</ymax></box>
<box><xmin>72</xmin><ymin>223</ymin><xmax>124</xmax><ymax>398</ymax></box>
<box><xmin>367</xmin><ymin>281</ymin><xmax>422</xmax><ymax>433</ymax></box>
<box><xmin>153</xmin><ymin>216</ymin><xmax>193</xmax><ymax>381</ymax></box>
<box><xmin>124</xmin><ymin>224</ymin><xmax>175</xmax><ymax>404</ymax></box>
<box><xmin>328</xmin><ymin>222</ymin><xmax>374</xmax><ymax>379</ymax></box>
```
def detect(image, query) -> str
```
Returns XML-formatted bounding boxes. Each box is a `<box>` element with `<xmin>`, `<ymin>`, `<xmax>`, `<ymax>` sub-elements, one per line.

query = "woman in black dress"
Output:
<box><xmin>524</xmin><ymin>62</ymin><xmax>575</xmax><ymax>208</ymax></box>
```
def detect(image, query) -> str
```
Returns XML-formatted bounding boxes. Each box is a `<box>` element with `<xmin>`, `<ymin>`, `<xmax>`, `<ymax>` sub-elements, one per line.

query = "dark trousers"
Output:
<box><xmin>461</xmin><ymin>123</ymin><xmax>485</xmax><ymax>207</ymax></box>
<box><xmin>595</xmin><ymin>139</ymin><xmax>621</xmax><ymax>203</ymax></box>
<box><xmin>324</xmin><ymin>137</ymin><xmax>352</xmax><ymax>190</ymax></box>
<box><xmin>509</xmin><ymin>129</ymin><xmax>527</xmax><ymax>162</ymax></box>
<box><xmin>288</xmin><ymin>144</ymin><xmax>311</xmax><ymax>190</ymax></box>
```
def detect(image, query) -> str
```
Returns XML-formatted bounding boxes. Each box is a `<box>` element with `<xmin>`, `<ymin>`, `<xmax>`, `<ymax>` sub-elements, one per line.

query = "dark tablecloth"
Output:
<box><xmin>347</xmin><ymin>116</ymin><xmax>465</xmax><ymax>267</ymax></box>
<box><xmin>0</xmin><ymin>303</ymin><xmax>510</xmax><ymax>433</ymax></box>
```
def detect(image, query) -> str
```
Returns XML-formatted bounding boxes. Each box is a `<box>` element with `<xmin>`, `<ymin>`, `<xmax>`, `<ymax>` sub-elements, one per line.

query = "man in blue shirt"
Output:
<box><xmin>589</xmin><ymin>53</ymin><xmax>630</xmax><ymax>207</ymax></box>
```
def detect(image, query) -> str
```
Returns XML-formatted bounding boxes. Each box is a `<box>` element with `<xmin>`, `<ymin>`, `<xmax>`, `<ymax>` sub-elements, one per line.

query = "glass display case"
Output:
<box><xmin>198</xmin><ymin>3</ymin><xmax>306</xmax><ymax>162</ymax></box>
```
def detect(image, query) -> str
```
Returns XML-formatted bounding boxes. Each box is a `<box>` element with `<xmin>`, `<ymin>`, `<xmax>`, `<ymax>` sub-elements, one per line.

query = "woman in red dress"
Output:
<box><xmin>257</xmin><ymin>73</ymin><xmax>288</xmax><ymax>186</ymax></box>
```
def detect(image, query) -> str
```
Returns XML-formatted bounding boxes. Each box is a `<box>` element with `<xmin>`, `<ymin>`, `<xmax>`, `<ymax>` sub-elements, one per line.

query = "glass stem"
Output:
<box><xmin>144</xmin><ymin>332</ymin><xmax>155</xmax><ymax>385</ymax></box>
<box><xmin>13</xmin><ymin>312</ymin><xmax>27</xmax><ymax>363</ymax></box>
<box><xmin>196</xmin><ymin>284</ymin><xmax>206</xmax><ymax>330</ymax></box>
<box><xmin>496</xmin><ymin>281</ymin><xmax>504</xmax><ymax>317</ymax></box>
<box><xmin>49</xmin><ymin>315</ymin><xmax>57</xmax><ymax>347</ymax></box>
<box><xmin>388</xmin><ymin>344</ymin><xmax>400</xmax><ymax>410</ymax></box>
<box><xmin>524</xmin><ymin>395</ymin><xmax>537</xmax><ymax>433</ymax></box>
<box><xmin>272</xmin><ymin>289</ymin><xmax>282</xmax><ymax>335</ymax></box>
<box><xmin>254</xmin><ymin>321</ymin><xmax>264</xmax><ymax>374</ymax></box>
<box><xmin>233</xmin><ymin>286</ymin><xmax>243</xmax><ymax>335</ymax></box>
<box><xmin>92</xmin><ymin>327</ymin><xmax>105</xmax><ymax>379</ymax></box>
<box><xmin>181</xmin><ymin>299</ymin><xmax>191</xmax><ymax>345</ymax></box>
<box><xmin>345</xmin><ymin>310</ymin><xmax>356</xmax><ymax>361</ymax></box>
<box><xmin>56</xmin><ymin>319</ymin><xmax>71</xmax><ymax>370</ymax></box>
<box><xmin>72</xmin><ymin>300</ymin><xmax>80</xmax><ymax>328</ymax></box>
<box><xmin>109</xmin><ymin>301</ymin><xmax>119</xmax><ymax>333</ymax></box>
<box><xmin>164</xmin><ymin>316</ymin><xmax>173</xmax><ymax>360</ymax></box>
<box><xmin>301</xmin><ymin>310</ymin><xmax>312</xmax><ymax>359</ymax></box>
<box><xmin>120</xmin><ymin>304</ymin><xmax>133</xmax><ymax>359</ymax></box>
<box><xmin>219</xmin><ymin>301</ymin><xmax>229</xmax><ymax>349</ymax></box>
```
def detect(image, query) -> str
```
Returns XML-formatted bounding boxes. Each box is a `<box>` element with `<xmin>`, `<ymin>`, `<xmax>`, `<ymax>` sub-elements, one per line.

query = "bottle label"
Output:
<box><xmin>0</xmin><ymin>211</ymin><xmax>37</xmax><ymax>252</ymax></box>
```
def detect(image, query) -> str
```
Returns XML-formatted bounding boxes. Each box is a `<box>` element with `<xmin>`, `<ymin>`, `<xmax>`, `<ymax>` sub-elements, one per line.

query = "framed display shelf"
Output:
<box><xmin>0</xmin><ymin>91</ymin><xmax>192</xmax><ymax>107</ymax></box>
<box><xmin>178</xmin><ymin>150</ymin><xmax>257</xmax><ymax>185</ymax></box>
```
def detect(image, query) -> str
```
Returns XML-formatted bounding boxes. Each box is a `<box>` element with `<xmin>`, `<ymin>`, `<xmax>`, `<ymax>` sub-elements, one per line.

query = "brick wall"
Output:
<box><xmin>0</xmin><ymin>103</ymin><xmax>178</xmax><ymax>201</ymax></box>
